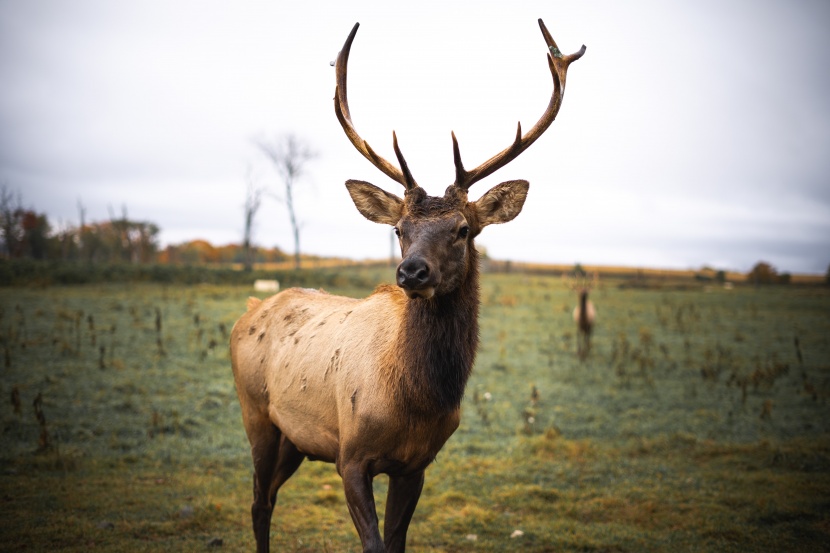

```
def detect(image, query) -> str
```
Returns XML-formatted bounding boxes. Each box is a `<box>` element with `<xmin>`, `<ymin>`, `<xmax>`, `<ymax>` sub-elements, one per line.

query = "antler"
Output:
<box><xmin>334</xmin><ymin>20</ymin><xmax>585</xmax><ymax>193</ymax></box>
<box><xmin>334</xmin><ymin>23</ymin><xmax>418</xmax><ymax>191</ymax></box>
<box><xmin>563</xmin><ymin>269</ymin><xmax>598</xmax><ymax>292</ymax></box>
<box><xmin>453</xmin><ymin>19</ymin><xmax>586</xmax><ymax>190</ymax></box>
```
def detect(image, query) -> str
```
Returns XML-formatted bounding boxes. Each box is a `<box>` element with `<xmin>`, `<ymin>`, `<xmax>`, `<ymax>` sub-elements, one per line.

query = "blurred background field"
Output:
<box><xmin>1</xmin><ymin>264</ymin><xmax>828</xmax><ymax>552</ymax></box>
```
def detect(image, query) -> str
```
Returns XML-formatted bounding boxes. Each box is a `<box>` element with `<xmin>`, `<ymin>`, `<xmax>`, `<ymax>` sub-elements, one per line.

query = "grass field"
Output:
<box><xmin>1</xmin><ymin>268</ymin><xmax>828</xmax><ymax>552</ymax></box>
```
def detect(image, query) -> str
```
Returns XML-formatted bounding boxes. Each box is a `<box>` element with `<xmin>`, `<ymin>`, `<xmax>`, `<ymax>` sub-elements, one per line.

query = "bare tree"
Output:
<box><xmin>108</xmin><ymin>205</ymin><xmax>133</xmax><ymax>262</ymax></box>
<box><xmin>242</xmin><ymin>166</ymin><xmax>265</xmax><ymax>272</ymax></box>
<box><xmin>255</xmin><ymin>133</ymin><xmax>317</xmax><ymax>270</ymax></box>
<box><xmin>77</xmin><ymin>199</ymin><xmax>86</xmax><ymax>261</ymax></box>
<box><xmin>0</xmin><ymin>184</ymin><xmax>23</xmax><ymax>257</ymax></box>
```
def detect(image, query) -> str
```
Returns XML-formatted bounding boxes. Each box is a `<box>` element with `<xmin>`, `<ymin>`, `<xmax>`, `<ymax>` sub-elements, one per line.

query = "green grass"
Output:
<box><xmin>1</xmin><ymin>272</ymin><xmax>829</xmax><ymax>551</ymax></box>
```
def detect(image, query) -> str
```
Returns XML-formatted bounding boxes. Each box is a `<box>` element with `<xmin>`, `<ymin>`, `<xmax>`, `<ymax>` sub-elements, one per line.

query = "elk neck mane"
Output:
<box><xmin>387</xmin><ymin>246</ymin><xmax>481</xmax><ymax>418</ymax></box>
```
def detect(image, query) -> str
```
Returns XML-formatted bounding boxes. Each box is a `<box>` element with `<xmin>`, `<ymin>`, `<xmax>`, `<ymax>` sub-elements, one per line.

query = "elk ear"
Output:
<box><xmin>346</xmin><ymin>179</ymin><xmax>404</xmax><ymax>225</ymax></box>
<box><xmin>473</xmin><ymin>179</ymin><xmax>529</xmax><ymax>227</ymax></box>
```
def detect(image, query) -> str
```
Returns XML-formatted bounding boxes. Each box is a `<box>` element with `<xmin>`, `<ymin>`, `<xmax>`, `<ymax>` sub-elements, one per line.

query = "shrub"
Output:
<box><xmin>0</xmin><ymin>259</ymin><xmax>382</xmax><ymax>289</ymax></box>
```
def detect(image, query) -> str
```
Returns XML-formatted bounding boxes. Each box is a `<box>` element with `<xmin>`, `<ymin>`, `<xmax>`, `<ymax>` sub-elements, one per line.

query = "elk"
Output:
<box><xmin>566</xmin><ymin>271</ymin><xmax>597</xmax><ymax>360</ymax></box>
<box><xmin>230</xmin><ymin>20</ymin><xmax>584</xmax><ymax>553</ymax></box>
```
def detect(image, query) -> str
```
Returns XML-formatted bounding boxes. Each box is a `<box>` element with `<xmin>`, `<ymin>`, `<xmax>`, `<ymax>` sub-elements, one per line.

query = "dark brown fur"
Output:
<box><xmin>394</xmin><ymin>243</ymin><xmax>480</xmax><ymax>416</ymax></box>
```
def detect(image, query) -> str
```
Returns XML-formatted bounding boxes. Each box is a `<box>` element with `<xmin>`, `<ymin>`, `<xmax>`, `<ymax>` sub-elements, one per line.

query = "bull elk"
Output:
<box><xmin>566</xmin><ymin>271</ymin><xmax>597</xmax><ymax>360</ymax></box>
<box><xmin>231</xmin><ymin>20</ymin><xmax>585</xmax><ymax>553</ymax></box>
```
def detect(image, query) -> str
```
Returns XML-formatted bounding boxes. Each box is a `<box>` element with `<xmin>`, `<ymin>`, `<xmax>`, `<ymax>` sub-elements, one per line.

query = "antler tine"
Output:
<box><xmin>334</xmin><ymin>23</ymin><xmax>416</xmax><ymax>190</ymax></box>
<box><xmin>392</xmin><ymin>131</ymin><xmax>418</xmax><ymax>191</ymax></box>
<box><xmin>538</xmin><ymin>18</ymin><xmax>586</xmax><ymax>91</ymax></box>
<box><xmin>454</xmin><ymin>19</ymin><xmax>586</xmax><ymax>191</ymax></box>
<box><xmin>451</xmin><ymin>131</ymin><xmax>470</xmax><ymax>188</ymax></box>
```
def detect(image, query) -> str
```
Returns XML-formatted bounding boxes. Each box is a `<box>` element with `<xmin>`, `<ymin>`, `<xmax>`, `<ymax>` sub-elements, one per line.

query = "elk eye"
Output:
<box><xmin>394</xmin><ymin>227</ymin><xmax>401</xmax><ymax>238</ymax></box>
<box><xmin>457</xmin><ymin>226</ymin><xmax>470</xmax><ymax>240</ymax></box>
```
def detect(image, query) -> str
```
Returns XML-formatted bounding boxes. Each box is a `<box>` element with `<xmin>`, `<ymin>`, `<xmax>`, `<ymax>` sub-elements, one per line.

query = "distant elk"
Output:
<box><xmin>230</xmin><ymin>20</ymin><xmax>585</xmax><ymax>553</ymax></box>
<box><xmin>566</xmin><ymin>271</ymin><xmax>597</xmax><ymax>360</ymax></box>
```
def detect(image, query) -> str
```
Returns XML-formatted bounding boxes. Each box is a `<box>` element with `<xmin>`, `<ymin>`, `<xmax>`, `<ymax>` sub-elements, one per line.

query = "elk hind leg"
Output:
<box><xmin>249</xmin><ymin>423</ymin><xmax>305</xmax><ymax>553</ymax></box>
<box><xmin>268</xmin><ymin>435</ymin><xmax>305</xmax><ymax>507</ymax></box>
<box><xmin>247</xmin><ymin>419</ymin><xmax>279</xmax><ymax>553</ymax></box>
<box><xmin>577</xmin><ymin>330</ymin><xmax>591</xmax><ymax>361</ymax></box>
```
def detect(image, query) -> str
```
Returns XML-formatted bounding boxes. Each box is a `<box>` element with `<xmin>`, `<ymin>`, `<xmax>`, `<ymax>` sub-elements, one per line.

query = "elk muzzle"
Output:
<box><xmin>397</xmin><ymin>255</ymin><xmax>438</xmax><ymax>299</ymax></box>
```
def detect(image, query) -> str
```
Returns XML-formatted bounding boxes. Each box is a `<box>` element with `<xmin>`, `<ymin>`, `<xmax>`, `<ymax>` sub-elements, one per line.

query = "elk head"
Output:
<box><xmin>564</xmin><ymin>270</ymin><xmax>599</xmax><ymax>297</ymax></box>
<box><xmin>335</xmin><ymin>20</ymin><xmax>585</xmax><ymax>300</ymax></box>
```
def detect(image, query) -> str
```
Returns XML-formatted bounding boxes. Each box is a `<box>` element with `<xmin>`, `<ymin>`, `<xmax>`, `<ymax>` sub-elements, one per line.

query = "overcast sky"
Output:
<box><xmin>2</xmin><ymin>0</ymin><xmax>829</xmax><ymax>274</ymax></box>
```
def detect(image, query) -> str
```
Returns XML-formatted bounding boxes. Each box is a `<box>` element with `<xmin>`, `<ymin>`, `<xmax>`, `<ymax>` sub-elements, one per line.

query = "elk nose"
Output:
<box><xmin>397</xmin><ymin>256</ymin><xmax>432</xmax><ymax>290</ymax></box>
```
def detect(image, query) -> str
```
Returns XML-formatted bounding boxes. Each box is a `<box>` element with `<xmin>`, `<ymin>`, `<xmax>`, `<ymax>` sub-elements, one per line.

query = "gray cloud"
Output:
<box><xmin>2</xmin><ymin>0</ymin><xmax>829</xmax><ymax>274</ymax></box>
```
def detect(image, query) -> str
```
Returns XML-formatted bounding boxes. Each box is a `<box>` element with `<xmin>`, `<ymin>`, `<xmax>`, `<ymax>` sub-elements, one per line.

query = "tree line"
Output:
<box><xmin>1</xmin><ymin>186</ymin><xmax>158</xmax><ymax>264</ymax></box>
<box><xmin>0</xmin><ymin>185</ymin><xmax>290</xmax><ymax>266</ymax></box>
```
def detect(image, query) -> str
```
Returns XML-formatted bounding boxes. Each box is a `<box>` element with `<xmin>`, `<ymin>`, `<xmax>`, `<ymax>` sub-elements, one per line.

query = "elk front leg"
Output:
<box><xmin>383</xmin><ymin>470</ymin><xmax>424</xmax><ymax>553</ymax></box>
<box><xmin>341</xmin><ymin>462</ymin><xmax>383</xmax><ymax>552</ymax></box>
